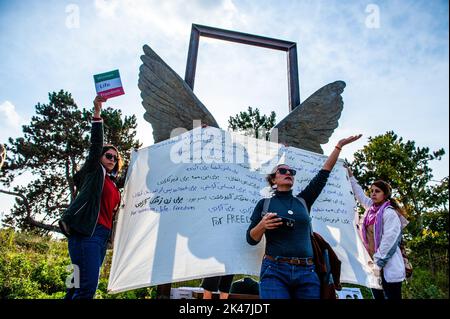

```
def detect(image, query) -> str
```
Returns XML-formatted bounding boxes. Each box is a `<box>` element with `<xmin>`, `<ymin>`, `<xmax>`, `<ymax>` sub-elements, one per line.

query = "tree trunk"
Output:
<box><xmin>428</xmin><ymin>248</ymin><xmax>436</xmax><ymax>277</ymax></box>
<box><xmin>66</xmin><ymin>156</ymin><xmax>75</xmax><ymax>201</ymax></box>
<box><xmin>0</xmin><ymin>188</ymin><xmax>62</xmax><ymax>234</ymax></box>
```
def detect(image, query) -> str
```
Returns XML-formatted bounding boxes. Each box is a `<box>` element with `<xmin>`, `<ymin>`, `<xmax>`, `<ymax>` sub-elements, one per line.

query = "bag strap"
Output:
<box><xmin>297</xmin><ymin>197</ymin><xmax>334</xmax><ymax>282</ymax></box>
<box><xmin>323</xmin><ymin>249</ymin><xmax>334</xmax><ymax>284</ymax></box>
<box><xmin>261</xmin><ymin>198</ymin><xmax>271</xmax><ymax>216</ymax></box>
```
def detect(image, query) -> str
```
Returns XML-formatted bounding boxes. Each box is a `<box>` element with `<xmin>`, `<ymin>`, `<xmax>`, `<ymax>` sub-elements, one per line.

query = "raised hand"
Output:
<box><xmin>345</xmin><ymin>166</ymin><xmax>354</xmax><ymax>177</ymax></box>
<box><xmin>337</xmin><ymin>134</ymin><xmax>362</xmax><ymax>148</ymax></box>
<box><xmin>323</xmin><ymin>134</ymin><xmax>362</xmax><ymax>171</ymax></box>
<box><xmin>93</xmin><ymin>95</ymin><xmax>107</xmax><ymax>117</ymax></box>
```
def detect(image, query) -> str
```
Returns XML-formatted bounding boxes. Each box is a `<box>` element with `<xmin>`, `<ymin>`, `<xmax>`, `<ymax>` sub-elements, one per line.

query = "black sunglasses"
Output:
<box><xmin>104</xmin><ymin>153</ymin><xmax>119</xmax><ymax>162</ymax></box>
<box><xmin>277</xmin><ymin>168</ymin><xmax>296</xmax><ymax>176</ymax></box>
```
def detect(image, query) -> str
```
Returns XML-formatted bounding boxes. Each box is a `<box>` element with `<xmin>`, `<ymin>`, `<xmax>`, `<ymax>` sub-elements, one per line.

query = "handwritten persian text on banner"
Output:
<box><xmin>108</xmin><ymin>127</ymin><xmax>379</xmax><ymax>293</ymax></box>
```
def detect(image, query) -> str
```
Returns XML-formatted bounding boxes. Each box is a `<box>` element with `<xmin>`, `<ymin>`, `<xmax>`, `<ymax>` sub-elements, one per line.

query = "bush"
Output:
<box><xmin>402</xmin><ymin>267</ymin><xmax>448</xmax><ymax>299</ymax></box>
<box><xmin>1</xmin><ymin>228</ymin><xmax>448</xmax><ymax>299</ymax></box>
<box><xmin>0</xmin><ymin>228</ymin><xmax>71</xmax><ymax>299</ymax></box>
<box><xmin>96</xmin><ymin>277</ymin><xmax>155</xmax><ymax>299</ymax></box>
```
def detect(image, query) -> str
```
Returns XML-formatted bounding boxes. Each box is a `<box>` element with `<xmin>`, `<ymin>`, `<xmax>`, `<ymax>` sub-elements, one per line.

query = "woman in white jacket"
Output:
<box><xmin>347</xmin><ymin>168</ymin><xmax>408</xmax><ymax>300</ymax></box>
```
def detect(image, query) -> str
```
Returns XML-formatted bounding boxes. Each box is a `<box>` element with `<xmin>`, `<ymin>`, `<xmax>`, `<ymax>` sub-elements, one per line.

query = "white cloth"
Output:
<box><xmin>107</xmin><ymin>128</ymin><xmax>382</xmax><ymax>293</ymax></box>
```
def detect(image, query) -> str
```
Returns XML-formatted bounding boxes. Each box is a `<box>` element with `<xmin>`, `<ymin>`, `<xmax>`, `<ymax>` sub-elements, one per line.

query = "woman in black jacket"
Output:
<box><xmin>247</xmin><ymin>134</ymin><xmax>361</xmax><ymax>299</ymax></box>
<box><xmin>59</xmin><ymin>95</ymin><xmax>122</xmax><ymax>299</ymax></box>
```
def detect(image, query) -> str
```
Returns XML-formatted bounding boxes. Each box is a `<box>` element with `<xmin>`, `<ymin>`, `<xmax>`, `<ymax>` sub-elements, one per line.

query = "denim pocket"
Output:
<box><xmin>260</xmin><ymin>259</ymin><xmax>274</xmax><ymax>279</ymax></box>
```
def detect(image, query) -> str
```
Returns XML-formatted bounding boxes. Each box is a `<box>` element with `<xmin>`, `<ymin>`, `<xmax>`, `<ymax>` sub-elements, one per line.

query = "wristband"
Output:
<box><xmin>335</xmin><ymin>145</ymin><xmax>342</xmax><ymax>151</ymax></box>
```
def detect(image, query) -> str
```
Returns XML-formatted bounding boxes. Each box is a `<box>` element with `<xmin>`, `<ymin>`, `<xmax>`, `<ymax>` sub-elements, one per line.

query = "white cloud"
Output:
<box><xmin>0</xmin><ymin>101</ymin><xmax>24</xmax><ymax>149</ymax></box>
<box><xmin>94</xmin><ymin>0</ymin><xmax>120</xmax><ymax>18</ymax></box>
<box><xmin>0</xmin><ymin>101</ymin><xmax>22</xmax><ymax>129</ymax></box>
<box><xmin>0</xmin><ymin>0</ymin><xmax>447</xmax><ymax>179</ymax></box>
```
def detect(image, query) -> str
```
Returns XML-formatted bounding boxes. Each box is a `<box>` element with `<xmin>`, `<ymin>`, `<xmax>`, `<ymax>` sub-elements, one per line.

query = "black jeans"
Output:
<box><xmin>371</xmin><ymin>272</ymin><xmax>402</xmax><ymax>300</ymax></box>
<box><xmin>201</xmin><ymin>275</ymin><xmax>235</xmax><ymax>293</ymax></box>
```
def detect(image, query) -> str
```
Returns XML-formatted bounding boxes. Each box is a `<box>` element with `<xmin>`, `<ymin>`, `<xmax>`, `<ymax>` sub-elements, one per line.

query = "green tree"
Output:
<box><xmin>0</xmin><ymin>90</ymin><xmax>141</xmax><ymax>234</ymax></box>
<box><xmin>228</xmin><ymin>106</ymin><xmax>276</xmax><ymax>140</ymax></box>
<box><xmin>409</xmin><ymin>177</ymin><xmax>448</xmax><ymax>277</ymax></box>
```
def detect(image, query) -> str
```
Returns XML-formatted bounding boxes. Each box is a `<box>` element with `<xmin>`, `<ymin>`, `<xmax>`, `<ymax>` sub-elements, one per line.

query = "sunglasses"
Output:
<box><xmin>104</xmin><ymin>153</ymin><xmax>119</xmax><ymax>162</ymax></box>
<box><xmin>277</xmin><ymin>168</ymin><xmax>296</xmax><ymax>176</ymax></box>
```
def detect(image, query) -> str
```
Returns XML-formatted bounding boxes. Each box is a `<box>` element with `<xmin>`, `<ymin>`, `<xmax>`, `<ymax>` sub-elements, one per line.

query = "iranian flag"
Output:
<box><xmin>94</xmin><ymin>69</ymin><xmax>125</xmax><ymax>99</ymax></box>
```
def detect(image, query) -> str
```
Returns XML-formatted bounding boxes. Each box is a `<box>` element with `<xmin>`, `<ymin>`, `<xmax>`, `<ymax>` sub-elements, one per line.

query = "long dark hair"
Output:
<box><xmin>101</xmin><ymin>144</ymin><xmax>123</xmax><ymax>178</ymax></box>
<box><xmin>372</xmin><ymin>180</ymin><xmax>408</xmax><ymax>218</ymax></box>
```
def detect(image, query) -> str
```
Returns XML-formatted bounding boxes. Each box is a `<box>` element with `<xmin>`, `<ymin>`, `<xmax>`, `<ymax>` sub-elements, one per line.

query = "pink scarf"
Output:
<box><xmin>362</xmin><ymin>201</ymin><xmax>391</xmax><ymax>251</ymax></box>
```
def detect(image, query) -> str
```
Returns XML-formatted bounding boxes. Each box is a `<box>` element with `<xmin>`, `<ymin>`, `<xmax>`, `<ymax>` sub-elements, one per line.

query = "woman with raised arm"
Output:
<box><xmin>59</xmin><ymin>95</ymin><xmax>123</xmax><ymax>299</ymax></box>
<box><xmin>346</xmin><ymin>168</ymin><xmax>408</xmax><ymax>300</ymax></box>
<box><xmin>246</xmin><ymin>134</ymin><xmax>361</xmax><ymax>299</ymax></box>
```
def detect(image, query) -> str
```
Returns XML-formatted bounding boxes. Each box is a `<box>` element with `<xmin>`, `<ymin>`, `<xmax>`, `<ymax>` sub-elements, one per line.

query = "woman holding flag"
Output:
<box><xmin>59</xmin><ymin>95</ymin><xmax>123</xmax><ymax>299</ymax></box>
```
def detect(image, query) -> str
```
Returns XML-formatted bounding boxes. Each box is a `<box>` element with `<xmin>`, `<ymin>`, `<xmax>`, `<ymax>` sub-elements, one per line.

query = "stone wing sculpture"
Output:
<box><xmin>139</xmin><ymin>45</ymin><xmax>344</xmax><ymax>154</ymax></box>
<box><xmin>138</xmin><ymin>45</ymin><xmax>219</xmax><ymax>144</ymax></box>
<box><xmin>273</xmin><ymin>81</ymin><xmax>345</xmax><ymax>154</ymax></box>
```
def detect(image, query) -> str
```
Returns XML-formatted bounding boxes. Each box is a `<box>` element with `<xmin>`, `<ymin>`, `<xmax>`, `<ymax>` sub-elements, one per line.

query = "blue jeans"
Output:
<box><xmin>259</xmin><ymin>257</ymin><xmax>321</xmax><ymax>299</ymax></box>
<box><xmin>65</xmin><ymin>224</ymin><xmax>111</xmax><ymax>299</ymax></box>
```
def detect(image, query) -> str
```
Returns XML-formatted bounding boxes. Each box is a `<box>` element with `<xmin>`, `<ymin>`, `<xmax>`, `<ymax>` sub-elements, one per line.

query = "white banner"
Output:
<box><xmin>108</xmin><ymin>127</ymin><xmax>380</xmax><ymax>293</ymax></box>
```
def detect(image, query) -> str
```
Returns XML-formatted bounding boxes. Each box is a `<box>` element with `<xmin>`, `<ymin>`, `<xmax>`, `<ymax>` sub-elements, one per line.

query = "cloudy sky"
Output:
<box><xmin>0</xmin><ymin>0</ymin><xmax>448</xmax><ymax>215</ymax></box>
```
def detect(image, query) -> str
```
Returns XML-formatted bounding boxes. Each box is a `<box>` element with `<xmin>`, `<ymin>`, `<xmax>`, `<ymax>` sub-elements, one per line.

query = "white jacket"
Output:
<box><xmin>350</xmin><ymin>176</ymin><xmax>407</xmax><ymax>283</ymax></box>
